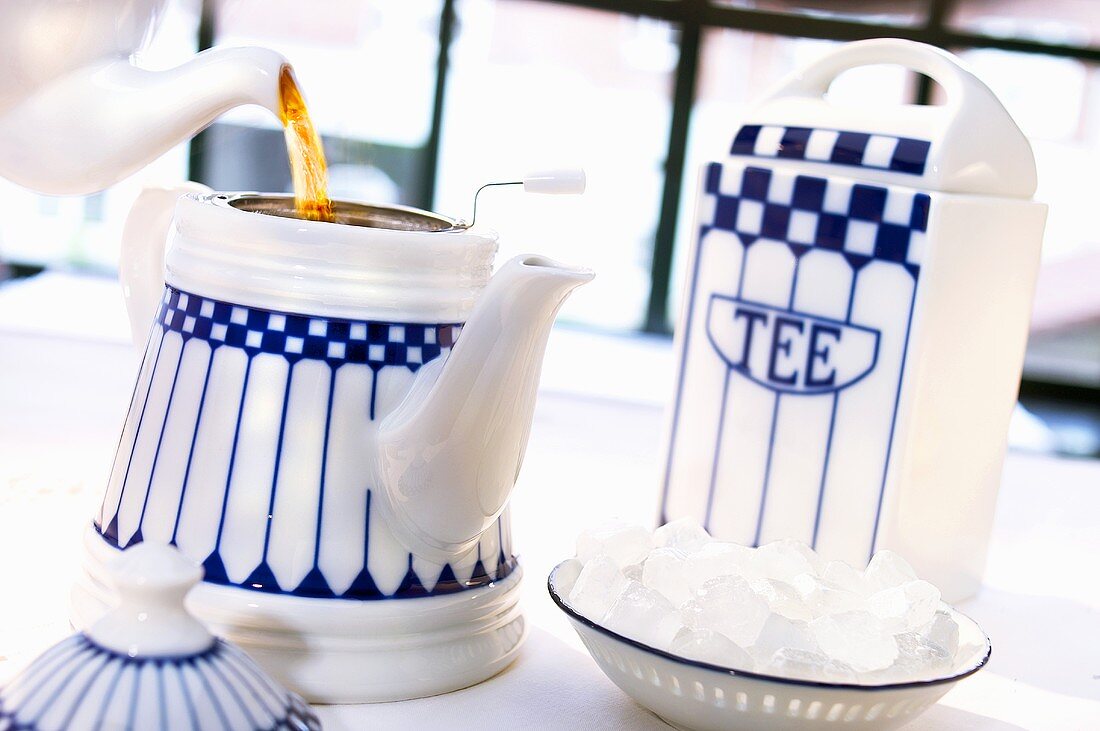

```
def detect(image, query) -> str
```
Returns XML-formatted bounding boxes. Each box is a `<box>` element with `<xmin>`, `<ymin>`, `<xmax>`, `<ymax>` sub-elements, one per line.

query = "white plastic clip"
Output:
<box><xmin>521</xmin><ymin>168</ymin><xmax>587</xmax><ymax>195</ymax></box>
<box><xmin>462</xmin><ymin>168</ymin><xmax>586</xmax><ymax>228</ymax></box>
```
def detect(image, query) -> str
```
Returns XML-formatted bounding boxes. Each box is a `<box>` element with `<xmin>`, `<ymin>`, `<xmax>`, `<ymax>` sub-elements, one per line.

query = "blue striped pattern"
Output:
<box><xmin>94</xmin><ymin>287</ymin><xmax>516</xmax><ymax>602</ymax></box>
<box><xmin>662</xmin><ymin>162</ymin><xmax>928</xmax><ymax>560</ymax></box>
<box><xmin>731</xmin><ymin>124</ymin><xmax>932</xmax><ymax>176</ymax></box>
<box><xmin>0</xmin><ymin>635</ymin><xmax>319</xmax><ymax>731</ymax></box>
<box><xmin>94</xmin><ymin>499</ymin><xmax>516</xmax><ymax>601</ymax></box>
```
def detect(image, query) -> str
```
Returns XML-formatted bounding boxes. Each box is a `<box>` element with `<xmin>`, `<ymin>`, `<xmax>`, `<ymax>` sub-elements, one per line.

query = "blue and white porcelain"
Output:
<box><xmin>660</xmin><ymin>39</ymin><xmax>1047</xmax><ymax>603</ymax></box>
<box><xmin>3</xmin><ymin>543</ymin><xmax>320</xmax><ymax>731</ymax></box>
<box><xmin>73</xmin><ymin>190</ymin><xmax>592</xmax><ymax>702</ymax></box>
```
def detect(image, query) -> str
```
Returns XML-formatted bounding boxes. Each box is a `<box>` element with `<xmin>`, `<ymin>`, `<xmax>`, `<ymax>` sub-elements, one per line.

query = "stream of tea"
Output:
<box><xmin>278</xmin><ymin>66</ymin><xmax>334</xmax><ymax>222</ymax></box>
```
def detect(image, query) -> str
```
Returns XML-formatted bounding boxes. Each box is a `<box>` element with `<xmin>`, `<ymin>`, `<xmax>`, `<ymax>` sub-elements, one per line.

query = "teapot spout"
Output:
<box><xmin>376</xmin><ymin>255</ymin><xmax>593</xmax><ymax>559</ymax></box>
<box><xmin>0</xmin><ymin>46</ymin><xmax>287</xmax><ymax>195</ymax></box>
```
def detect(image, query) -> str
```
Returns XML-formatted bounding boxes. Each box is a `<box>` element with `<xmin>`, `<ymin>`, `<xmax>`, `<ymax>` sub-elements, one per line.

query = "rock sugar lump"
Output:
<box><xmin>563</xmin><ymin>518</ymin><xmax>979</xmax><ymax>684</ymax></box>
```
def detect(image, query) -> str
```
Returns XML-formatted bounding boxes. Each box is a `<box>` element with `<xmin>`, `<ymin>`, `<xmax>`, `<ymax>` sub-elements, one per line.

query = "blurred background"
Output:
<box><xmin>0</xmin><ymin>0</ymin><xmax>1097</xmax><ymax>455</ymax></box>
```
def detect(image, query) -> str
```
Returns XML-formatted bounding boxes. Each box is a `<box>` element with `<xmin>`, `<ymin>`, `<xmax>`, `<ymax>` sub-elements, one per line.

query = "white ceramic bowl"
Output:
<box><xmin>548</xmin><ymin>563</ymin><xmax>990</xmax><ymax>731</ymax></box>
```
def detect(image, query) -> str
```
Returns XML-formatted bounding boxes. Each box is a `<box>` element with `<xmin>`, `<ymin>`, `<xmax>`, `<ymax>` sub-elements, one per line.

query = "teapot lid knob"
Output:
<box><xmin>84</xmin><ymin>543</ymin><xmax>214</xmax><ymax>657</ymax></box>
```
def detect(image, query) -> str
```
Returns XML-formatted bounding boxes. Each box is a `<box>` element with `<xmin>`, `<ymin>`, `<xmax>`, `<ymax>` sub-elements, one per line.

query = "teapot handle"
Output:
<box><xmin>119</xmin><ymin>182</ymin><xmax>210</xmax><ymax>345</ymax></box>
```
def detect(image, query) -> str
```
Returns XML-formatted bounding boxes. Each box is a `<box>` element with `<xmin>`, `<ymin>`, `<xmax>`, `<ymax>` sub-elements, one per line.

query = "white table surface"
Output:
<box><xmin>0</xmin><ymin>275</ymin><xmax>1097</xmax><ymax>730</ymax></box>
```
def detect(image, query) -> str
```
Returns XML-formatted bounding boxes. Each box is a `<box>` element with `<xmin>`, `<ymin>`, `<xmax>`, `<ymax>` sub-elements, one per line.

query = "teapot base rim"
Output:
<box><xmin>71</xmin><ymin>524</ymin><xmax>526</xmax><ymax>703</ymax></box>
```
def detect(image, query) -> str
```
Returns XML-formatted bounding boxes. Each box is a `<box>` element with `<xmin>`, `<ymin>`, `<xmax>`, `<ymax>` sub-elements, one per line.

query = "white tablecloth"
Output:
<box><xmin>0</xmin><ymin>290</ymin><xmax>1097</xmax><ymax>730</ymax></box>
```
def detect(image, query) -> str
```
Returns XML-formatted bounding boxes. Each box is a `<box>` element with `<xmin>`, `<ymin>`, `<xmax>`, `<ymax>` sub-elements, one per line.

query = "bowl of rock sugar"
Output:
<box><xmin>548</xmin><ymin>519</ymin><xmax>990</xmax><ymax>731</ymax></box>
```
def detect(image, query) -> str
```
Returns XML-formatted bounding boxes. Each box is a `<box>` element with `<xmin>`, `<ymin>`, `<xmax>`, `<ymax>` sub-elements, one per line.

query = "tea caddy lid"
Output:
<box><xmin>730</xmin><ymin>39</ymin><xmax>1037</xmax><ymax>199</ymax></box>
<box><xmin>0</xmin><ymin>544</ymin><xmax>321</xmax><ymax>731</ymax></box>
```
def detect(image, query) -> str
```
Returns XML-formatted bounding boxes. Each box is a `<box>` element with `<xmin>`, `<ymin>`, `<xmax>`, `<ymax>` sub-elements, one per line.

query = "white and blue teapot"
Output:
<box><xmin>72</xmin><ymin>189</ymin><xmax>592</xmax><ymax>703</ymax></box>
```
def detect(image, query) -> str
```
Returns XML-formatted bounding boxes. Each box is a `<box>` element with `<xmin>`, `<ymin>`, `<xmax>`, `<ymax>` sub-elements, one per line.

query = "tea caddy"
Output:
<box><xmin>660</xmin><ymin>40</ymin><xmax>1046</xmax><ymax>602</ymax></box>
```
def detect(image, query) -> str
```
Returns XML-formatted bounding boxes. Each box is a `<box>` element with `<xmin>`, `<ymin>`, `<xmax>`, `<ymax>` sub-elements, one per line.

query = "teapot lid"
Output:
<box><xmin>165</xmin><ymin>193</ymin><xmax>498</xmax><ymax>323</ymax></box>
<box><xmin>0</xmin><ymin>544</ymin><xmax>321</xmax><ymax>731</ymax></box>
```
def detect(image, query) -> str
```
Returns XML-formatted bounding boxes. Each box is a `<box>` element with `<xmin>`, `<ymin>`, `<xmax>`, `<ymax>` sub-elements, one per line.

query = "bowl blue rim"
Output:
<box><xmin>547</xmin><ymin>561</ymin><xmax>992</xmax><ymax>693</ymax></box>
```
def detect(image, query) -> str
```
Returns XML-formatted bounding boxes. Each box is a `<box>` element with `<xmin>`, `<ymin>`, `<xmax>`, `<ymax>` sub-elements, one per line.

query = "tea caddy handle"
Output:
<box><xmin>119</xmin><ymin>182</ymin><xmax>211</xmax><ymax>346</ymax></box>
<box><xmin>756</xmin><ymin>39</ymin><xmax>1037</xmax><ymax>198</ymax></box>
<box><xmin>770</xmin><ymin>38</ymin><xmax>970</xmax><ymax>112</ymax></box>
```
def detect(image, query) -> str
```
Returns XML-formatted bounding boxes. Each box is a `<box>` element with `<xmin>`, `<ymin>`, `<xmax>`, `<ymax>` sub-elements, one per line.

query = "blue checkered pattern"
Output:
<box><xmin>731</xmin><ymin>124</ymin><xmax>931</xmax><ymax>176</ymax></box>
<box><xmin>158</xmin><ymin>287</ymin><xmax>461</xmax><ymax>369</ymax></box>
<box><xmin>703</xmin><ymin>162</ymin><xmax>930</xmax><ymax>275</ymax></box>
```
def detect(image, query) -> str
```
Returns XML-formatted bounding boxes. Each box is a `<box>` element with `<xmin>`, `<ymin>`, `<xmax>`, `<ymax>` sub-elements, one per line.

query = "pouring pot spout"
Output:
<box><xmin>0</xmin><ymin>46</ymin><xmax>286</xmax><ymax>195</ymax></box>
<box><xmin>376</xmin><ymin>255</ymin><xmax>593</xmax><ymax>560</ymax></box>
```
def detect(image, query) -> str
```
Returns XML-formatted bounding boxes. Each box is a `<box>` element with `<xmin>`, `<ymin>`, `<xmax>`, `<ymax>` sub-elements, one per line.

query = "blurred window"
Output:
<box><xmin>712</xmin><ymin>0</ymin><xmax>927</xmax><ymax>27</ymax></box>
<box><xmin>434</xmin><ymin>0</ymin><xmax>675</xmax><ymax>330</ymax></box>
<box><xmin>948</xmin><ymin>0</ymin><xmax>1100</xmax><ymax>47</ymax></box>
<box><xmin>1</xmin><ymin>0</ymin><xmax>1099</xmax><ymax>387</ymax></box>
